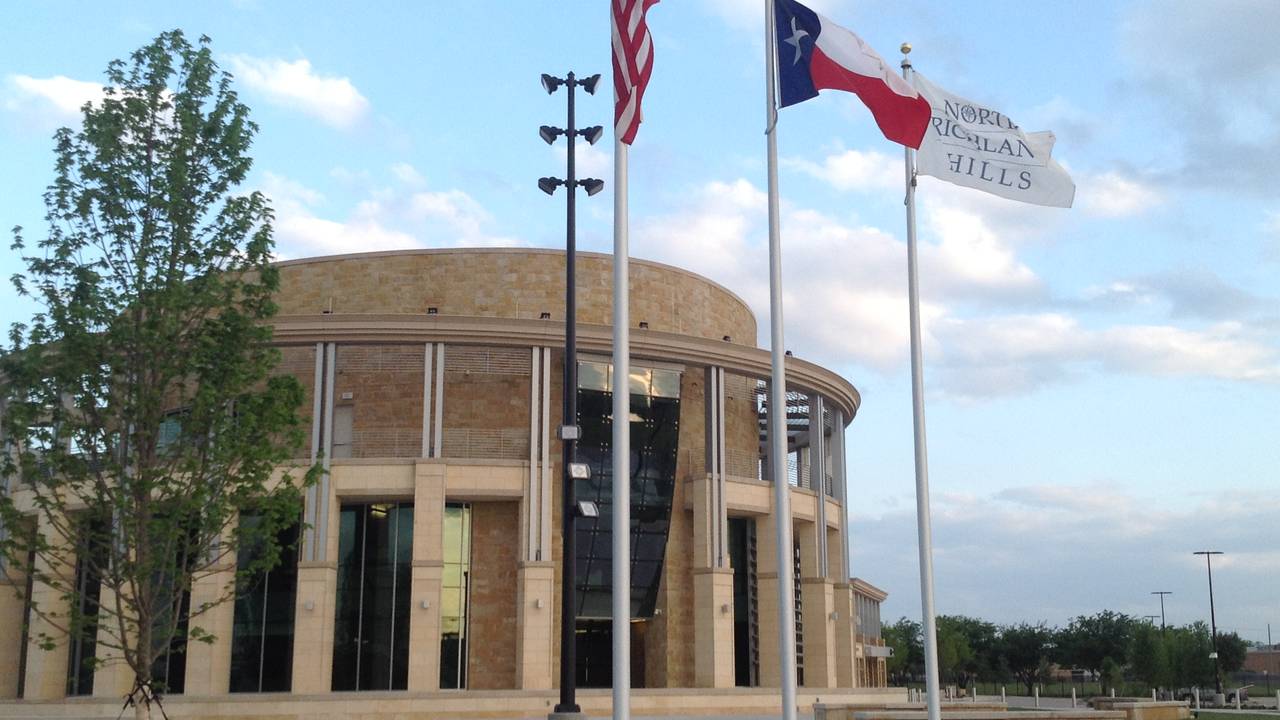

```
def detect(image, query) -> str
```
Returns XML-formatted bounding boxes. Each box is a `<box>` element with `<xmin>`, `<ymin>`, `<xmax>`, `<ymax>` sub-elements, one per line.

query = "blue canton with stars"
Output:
<box><xmin>775</xmin><ymin>0</ymin><xmax>822</xmax><ymax>108</ymax></box>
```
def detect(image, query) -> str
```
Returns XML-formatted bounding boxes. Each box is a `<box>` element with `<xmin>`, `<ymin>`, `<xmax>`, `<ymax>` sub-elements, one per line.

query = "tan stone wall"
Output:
<box><xmin>723</xmin><ymin>372</ymin><xmax>763</xmax><ymax>479</ymax></box>
<box><xmin>274</xmin><ymin>249</ymin><xmax>757</xmax><ymax>345</ymax></box>
<box><xmin>467</xmin><ymin>502</ymin><xmax>519</xmax><ymax>690</ymax></box>
<box><xmin>0</xmin><ymin>578</ymin><xmax>25</xmax><ymax>699</ymax></box>
<box><xmin>273</xmin><ymin>345</ymin><xmax>317</xmax><ymax>459</ymax></box>
<box><xmin>442</xmin><ymin>346</ymin><xmax>531</xmax><ymax>461</ymax></box>
<box><xmin>334</xmin><ymin>345</ymin><xmax>424</xmax><ymax>458</ymax></box>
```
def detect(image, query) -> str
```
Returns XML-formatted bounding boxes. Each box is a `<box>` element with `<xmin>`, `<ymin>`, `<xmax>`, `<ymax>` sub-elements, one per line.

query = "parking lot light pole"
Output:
<box><xmin>1152</xmin><ymin>591</ymin><xmax>1172</xmax><ymax>632</ymax></box>
<box><xmin>1193</xmin><ymin>550</ymin><xmax>1225</xmax><ymax>696</ymax></box>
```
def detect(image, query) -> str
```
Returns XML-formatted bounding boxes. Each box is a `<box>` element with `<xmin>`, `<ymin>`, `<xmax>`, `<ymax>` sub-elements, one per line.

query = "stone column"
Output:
<box><xmin>22</xmin><ymin>515</ymin><xmax>73</xmax><ymax>700</ymax></box>
<box><xmin>798</xmin><ymin>519</ymin><xmax>836</xmax><ymax>688</ymax></box>
<box><xmin>291</xmin><ymin>475</ymin><xmax>340</xmax><ymax>694</ymax></box>
<box><xmin>691</xmin><ymin>472</ymin><xmax>734</xmax><ymax>688</ymax></box>
<box><xmin>515</xmin><ymin>560</ymin><xmax>554</xmax><ymax>688</ymax></box>
<box><xmin>406</xmin><ymin>461</ymin><xmax>444</xmax><ymax>691</ymax></box>
<box><xmin>183</xmin><ymin>565</ymin><xmax>236</xmax><ymax>695</ymax></box>
<box><xmin>756</xmin><ymin>510</ymin><xmax>783</xmax><ymax>688</ymax></box>
<box><xmin>0</xmin><ymin>572</ymin><xmax>27</xmax><ymax>698</ymax></box>
<box><xmin>833</xmin><ymin>582</ymin><xmax>857</xmax><ymax>688</ymax></box>
<box><xmin>90</xmin><ymin>583</ymin><xmax>136</xmax><ymax>700</ymax></box>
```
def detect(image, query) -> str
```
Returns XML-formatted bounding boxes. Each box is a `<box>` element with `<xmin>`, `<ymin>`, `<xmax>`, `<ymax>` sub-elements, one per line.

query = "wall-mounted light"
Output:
<box><xmin>723</xmin><ymin>335</ymin><xmax>732</xmax><ymax>342</ymax></box>
<box><xmin>540</xmin><ymin>311</ymin><xmax>552</xmax><ymax>319</ymax></box>
<box><xmin>829</xmin><ymin>611</ymin><xmax>839</xmax><ymax>621</ymax></box>
<box><xmin>785</xmin><ymin>350</ymin><xmax>793</xmax><ymax>357</ymax></box>
<box><xmin>720</xmin><ymin>603</ymin><xmax>730</xmax><ymax>614</ymax></box>
<box><xmin>427</xmin><ymin>307</ymin><xmax>438</xmax><ymax>315</ymax></box>
<box><xmin>304</xmin><ymin>600</ymin><xmax>315</xmax><ymax>611</ymax></box>
<box><xmin>421</xmin><ymin>599</ymin><xmax>431</xmax><ymax>610</ymax></box>
<box><xmin>638</xmin><ymin>321</ymin><xmax>649</xmax><ymax>329</ymax></box>
<box><xmin>535</xmin><ymin>598</ymin><xmax>545</xmax><ymax>609</ymax></box>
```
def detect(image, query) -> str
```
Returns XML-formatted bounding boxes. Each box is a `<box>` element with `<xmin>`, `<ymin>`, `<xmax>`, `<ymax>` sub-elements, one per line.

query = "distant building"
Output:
<box><xmin>1</xmin><ymin>248</ymin><xmax>896</xmax><ymax>714</ymax></box>
<box><xmin>1244</xmin><ymin>646</ymin><xmax>1280</xmax><ymax>675</ymax></box>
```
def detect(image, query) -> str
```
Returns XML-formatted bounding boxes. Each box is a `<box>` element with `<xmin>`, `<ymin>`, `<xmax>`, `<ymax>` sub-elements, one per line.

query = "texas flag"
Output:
<box><xmin>775</xmin><ymin>0</ymin><xmax>930</xmax><ymax>148</ymax></box>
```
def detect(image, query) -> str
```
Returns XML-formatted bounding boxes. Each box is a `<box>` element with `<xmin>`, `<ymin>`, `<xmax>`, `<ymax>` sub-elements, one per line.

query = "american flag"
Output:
<box><xmin>612</xmin><ymin>0</ymin><xmax>659</xmax><ymax>145</ymax></box>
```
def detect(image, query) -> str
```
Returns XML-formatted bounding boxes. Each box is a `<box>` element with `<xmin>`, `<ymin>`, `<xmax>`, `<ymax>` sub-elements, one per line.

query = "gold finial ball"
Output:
<box><xmin>901</xmin><ymin>42</ymin><xmax>912</xmax><ymax>55</ymax></box>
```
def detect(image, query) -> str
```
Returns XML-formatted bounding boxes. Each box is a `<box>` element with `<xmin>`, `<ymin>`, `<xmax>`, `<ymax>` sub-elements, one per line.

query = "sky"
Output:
<box><xmin>1</xmin><ymin>1</ymin><xmax>1277</xmax><ymax>642</ymax></box>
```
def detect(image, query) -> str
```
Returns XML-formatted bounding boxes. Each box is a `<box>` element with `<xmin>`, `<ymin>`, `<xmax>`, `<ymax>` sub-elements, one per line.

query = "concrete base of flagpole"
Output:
<box><xmin>548</xmin><ymin>713</ymin><xmax>587</xmax><ymax>720</ymax></box>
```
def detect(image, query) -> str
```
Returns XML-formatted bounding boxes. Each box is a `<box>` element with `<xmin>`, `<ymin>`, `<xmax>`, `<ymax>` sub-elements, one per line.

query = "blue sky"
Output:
<box><xmin>2</xmin><ymin>1</ymin><xmax>1276</xmax><ymax>640</ymax></box>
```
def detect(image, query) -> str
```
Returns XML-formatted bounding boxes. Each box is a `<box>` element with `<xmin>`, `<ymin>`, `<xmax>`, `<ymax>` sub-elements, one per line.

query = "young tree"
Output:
<box><xmin>0</xmin><ymin>30</ymin><xmax>315</xmax><ymax>719</ymax></box>
<box><xmin>937</xmin><ymin>615</ymin><xmax>976</xmax><ymax>688</ymax></box>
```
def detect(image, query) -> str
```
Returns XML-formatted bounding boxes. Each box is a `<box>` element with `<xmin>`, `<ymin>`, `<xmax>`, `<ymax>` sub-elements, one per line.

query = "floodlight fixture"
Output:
<box><xmin>540</xmin><ymin>125</ymin><xmax>564</xmax><ymax>145</ymax></box>
<box><xmin>541</xmin><ymin>73</ymin><xmax>563</xmax><ymax>94</ymax></box>
<box><xmin>579</xmin><ymin>178</ymin><xmax>604</xmax><ymax>196</ymax></box>
<box><xmin>575</xmin><ymin>500</ymin><xmax>599</xmax><ymax>518</ymax></box>
<box><xmin>580</xmin><ymin>73</ymin><xmax>601</xmax><ymax>95</ymax></box>
<box><xmin>538</xmin><ymin>177</ymin><xmax>563</xmax><ymax>195</ymax></box>
<box><xmin>567</xmin><ymin>462</ymin><xmax>591</xmax><ymax>480</ymax></box>
<box><xmin>580</xmin><ymin>125</ymin><xmax>604</xmax><ymax>145</ymax></box>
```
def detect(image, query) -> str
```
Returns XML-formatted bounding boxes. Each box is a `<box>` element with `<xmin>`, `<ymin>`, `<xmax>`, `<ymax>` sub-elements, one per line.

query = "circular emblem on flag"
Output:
<box><xmin>960</xmin><ymin>105</ymin><xmax>978</xmax><ymax>123</ymax></box>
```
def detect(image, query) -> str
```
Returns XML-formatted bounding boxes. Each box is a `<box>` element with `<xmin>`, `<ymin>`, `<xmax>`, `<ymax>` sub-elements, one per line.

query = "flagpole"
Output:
<box><xmin>765</xmin><ymin>2</ymin><xmax>798</xmax><ymax>719</ymax></box>
<box><xmin>611</xmin><ymin>137</ymin><xmax>632</xmax><ymax>720</ymax></box>
<box><xmin>900</xmin><ymin>45</ymin><xmax>942</xmax><ymax>720</ymax></box>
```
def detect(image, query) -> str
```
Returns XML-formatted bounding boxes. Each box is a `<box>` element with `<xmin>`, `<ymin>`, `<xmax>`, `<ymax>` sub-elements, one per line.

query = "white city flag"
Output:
<box><xmin>913</xmin><ymin>72</ymin><xmax>1075</xmax><ymax>208</ymax></box>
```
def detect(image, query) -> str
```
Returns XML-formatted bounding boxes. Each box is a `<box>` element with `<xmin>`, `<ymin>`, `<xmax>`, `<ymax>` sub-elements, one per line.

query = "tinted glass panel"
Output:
<box><xmin>229</xmin><ymin>518</ymin><xmax>299</xmax><ymax>693</ymax></box>
<box><xmin>439</xmin><ymin>503</ymin><xmax>471</xmax><ymax>689</ymax></box>
<box><xmin>331</xmin><ymin>502</ymin><xmax>413</xmax><ymax>691</ymax></box>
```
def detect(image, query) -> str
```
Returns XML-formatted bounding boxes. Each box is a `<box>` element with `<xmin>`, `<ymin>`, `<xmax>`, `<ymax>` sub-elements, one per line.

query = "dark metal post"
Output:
<box><xmin>556</xmin><ymin>70</ymin><xmax>580</xmax><ymax>717</ymax></box>
<box><xmin>1152</xmin><ymin>591</ymin><xmax>1172</xmax><ymax>632</ymax></box>
<box><xmin>1194</xmin><ymin>551</ymin><xmax>1224</xmax><ymax>696</ymax></box>
<box><xmin>537</xmin><ymin>71</ymin><xmax>602</xmax><ymax>718</ymax></box>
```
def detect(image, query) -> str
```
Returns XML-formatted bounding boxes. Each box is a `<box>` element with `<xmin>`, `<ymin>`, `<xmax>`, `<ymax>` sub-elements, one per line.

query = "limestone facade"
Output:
<box><xmin>0</xmin><ymin>248</ymin><xmax>885</xmax><ymax>707</ymax></box>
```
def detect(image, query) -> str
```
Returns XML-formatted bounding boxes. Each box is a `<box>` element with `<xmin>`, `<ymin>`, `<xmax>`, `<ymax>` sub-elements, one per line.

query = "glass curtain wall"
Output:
<box><xmin>66</xmin><ymin>514</ymin><xmax>109</xmax><ymax>696</ymax></box>
<box><xmin>229</xmin><ymin>518</ymin><xmax>299</xmax><ymax>692</ymax></box>
<box><xmin>332</xmin><ymin>502</ymin><xmax>413</xmax><ymax>691</ymax></box>
<box><xmin>574</xmin><ymin>361</ymin><xmax>681</xmax><ymax>620</ymax></box>
<box><xmin>439</xmin><ymin>503</ymin><xmax>471</xmax><ymax>689</ymax></box>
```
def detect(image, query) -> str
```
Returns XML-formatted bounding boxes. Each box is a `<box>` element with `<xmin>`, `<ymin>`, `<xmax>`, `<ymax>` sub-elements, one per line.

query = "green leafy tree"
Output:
<box><xmin>1100</xmin><ymin>656</ymin><xmax>1125</xmax><ymax>695</ymax></box>
<box><xmin>0</xmin><ymin>30</ymin><xmax>316</xmax><ymax>719</ymax></box>
<box><xmin>1000</xmin><ymin>622</ymin><xmax>1055</xmax><ymax>695</ymax></box>
<box><xmin>1129</xmin><ymin>622</ymin><xmax>1171</xmax><ymax>690</ymax></box>
<box><xmin>937</xmin><ymin>615</ymin><xmax>976</xmax><ymax>687</ymax></box>
<box><xmin>941</xmin><ymin>615</ymin><xmax>1001</xmax><ymax>685</ymax></box>
<box><xmin>1058</xmin><ymin>610</ymin><xmax>1138</xmax><ymax>682</ymax></box>
<box><xmin>1214</xmin><ymin>631</ymin><xmax>1248</xmax><ymax>675</ymax></box>
<box><xmin>1167</xmin><ymin>622</ymin><xmax>1215</xmax><ymax>688</ymax></box>
<box><xmin>884</xmin><ymin>617</ymin><xmax>924</xmax><ymax>682</ymax></box>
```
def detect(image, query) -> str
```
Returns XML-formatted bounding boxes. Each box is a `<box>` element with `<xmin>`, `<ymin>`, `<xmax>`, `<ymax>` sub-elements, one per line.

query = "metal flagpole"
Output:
<box><xmin>900</xmin><ymin>46</ymin><xmax>942</xmax><ymax>720</ymax></box>
<box><xmin>765</xmin><ymin>2</ymin><xmax>798</xmax><ymax>718</ymax></box>
<box><xmin>611</xmin><ymin>137</ymin><xmax>632</xmax><ymax>720</ymax></box>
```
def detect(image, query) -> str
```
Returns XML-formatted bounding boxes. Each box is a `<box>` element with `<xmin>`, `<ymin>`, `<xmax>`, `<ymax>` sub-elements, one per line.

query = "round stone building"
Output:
<box><xmin>0</xmin><ymin>248</ymin><xmax>893</xmax><ymax>716</ymax></box>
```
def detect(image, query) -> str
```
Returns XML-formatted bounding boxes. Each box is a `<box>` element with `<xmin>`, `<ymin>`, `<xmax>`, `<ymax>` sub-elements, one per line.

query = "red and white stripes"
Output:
<box><xmin>612</xmin><ymin>0</ymin><xmax>658</xmax><ymax>145</ymax></box>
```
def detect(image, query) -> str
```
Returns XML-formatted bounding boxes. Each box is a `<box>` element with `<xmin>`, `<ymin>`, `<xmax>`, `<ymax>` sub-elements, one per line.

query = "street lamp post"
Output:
<box><xmin>1152</xmin><ymin>591</ymin><xmax>1172</xmax><ymax>632</ymax></box>
<box><xmin>538</xmin><ymin>70</ymin><xmax>604</xmax><ymax>719</ymax></box>
<box><xmin>1193</xmin><ymin>550</ymin><xmax>1225</xmax><ymax>697</ymax></box>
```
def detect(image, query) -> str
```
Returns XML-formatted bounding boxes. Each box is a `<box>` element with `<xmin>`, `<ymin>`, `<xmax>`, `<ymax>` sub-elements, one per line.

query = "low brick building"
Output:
<box><xmin>0</xmin><ymin>248</ymin><xmax>892</xmax><ymax>713</ymax></box>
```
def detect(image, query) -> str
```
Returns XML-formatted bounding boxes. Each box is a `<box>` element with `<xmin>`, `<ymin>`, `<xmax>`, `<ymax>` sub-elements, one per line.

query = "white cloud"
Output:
<box><xmin>634</xmin><ymin>174</ymin><xmax>1280</xmax><ymax>397</ymax></box>
<box><xmin>1078</xmin><ymin>171</ymin><xmax>1164</xmax><ymax>217</ymax></box>
<box><xmin>554</xmin><ymin>141</ymin><xmax>612</xmax><ymax>182</ymax></box>
<box><xmin>260</xmin><ymin>169</ymin><xmax>519</xmax><ymax>258</ymax></box>
<box><xmin>226</xmin><ymin>55</ymin><xmax>369</xmax><ymax>129</ymax></box>
<box><xmin>3</xmin><ymin>74</ymin><xmax>103</xmax><ymax>123</ymax></box>
<box><xmin>389</xmin><ymin>162</ymin><xmax>425</xmax><ymax>187</ymax></box>
<box><xmin>854</xmin><ymin>484</ymin><xmax>1279</xmax><ymax>631</ymax></box>
<box><xmin>786</xmin><ymin>149</ymin><xmax>899</xmax><ymax>192</ymax></box>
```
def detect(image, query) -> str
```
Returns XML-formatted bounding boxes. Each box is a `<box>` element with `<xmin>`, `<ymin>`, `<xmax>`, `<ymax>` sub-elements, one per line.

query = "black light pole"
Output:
<box><xmin>1193</xmin><ymin>550</ymin><xmax>1225</xmax><ymax>695</ymax></box>
<box><xmin>538</xmin><ymin>70</ymin><xmax>603</xmax><ymax>718</ymax></box>
<box><xmin>1152</xmin><ymin>591</ymin><xmax>1172</xmax><ymax>632</ymax></box>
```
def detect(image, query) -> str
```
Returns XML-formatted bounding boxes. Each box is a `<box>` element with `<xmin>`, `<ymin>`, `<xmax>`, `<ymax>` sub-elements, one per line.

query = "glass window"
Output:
<box><xmin>65</xmin><ymin>513</ymin><xmax>109</xmax><ymax>696</ymax></box>
<box><xmin>578</xmin><ymin>361</ymin><xmax>609</xmax><ymax>392</ymax></box>
<box><xmin>229</xmin><ymin>517</ymin><xmax>299</xmax><ymax>693</ymax></box>
<box><xmin>440</xmin><ymin>503</ymin><xmax>471</xmax><ymax>689</ymax></box>
<box><xmin>331</xmin><ymin>502</ymin><xmax>413</xmax><ymax>691</ymax></box>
